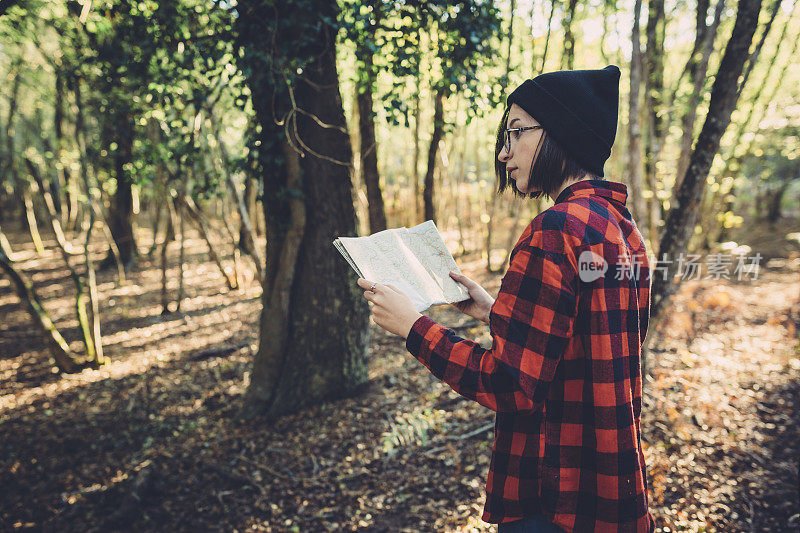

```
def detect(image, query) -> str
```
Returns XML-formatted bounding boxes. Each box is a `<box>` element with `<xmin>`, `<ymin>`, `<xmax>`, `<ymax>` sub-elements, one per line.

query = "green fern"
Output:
<box><xmin>380</xmin><ymin>407</ymin><xmax>445</xmax><ymax>457</ymax></box>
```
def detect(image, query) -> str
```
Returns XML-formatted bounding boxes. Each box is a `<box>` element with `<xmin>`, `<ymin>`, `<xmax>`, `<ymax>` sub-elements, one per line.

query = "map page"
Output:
<box><xmin>333</xmin><ymin>220</ymin><xmax>470</xmax><ymax>313</ymax></box>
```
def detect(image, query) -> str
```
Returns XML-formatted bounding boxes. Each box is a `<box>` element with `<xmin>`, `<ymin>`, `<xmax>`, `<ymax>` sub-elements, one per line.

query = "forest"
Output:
<box><xmin>0</xmin><ymin>0</ymin><xmax>798</xmax><ymax>531</ymax></box>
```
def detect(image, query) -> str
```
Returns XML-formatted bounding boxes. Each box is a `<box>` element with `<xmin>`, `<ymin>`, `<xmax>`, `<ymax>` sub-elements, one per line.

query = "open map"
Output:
<box><xmin>333</xmin><ymin>220</ymin><xmax>470</xmax><ymax>313</ymax></box>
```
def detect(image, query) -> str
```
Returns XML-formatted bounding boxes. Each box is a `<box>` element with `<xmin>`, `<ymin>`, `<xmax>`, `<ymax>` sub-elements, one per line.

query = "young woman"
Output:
<box><xmin>357</xmin><ymin>65</ymin><xmax>655</xmax><ymax>533</ymax></box>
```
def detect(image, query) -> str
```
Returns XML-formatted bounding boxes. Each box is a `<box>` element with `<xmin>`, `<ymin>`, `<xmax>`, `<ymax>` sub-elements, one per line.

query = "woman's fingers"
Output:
<box><xmin>358</xmin><ymin>278</ymin><xmax>383</xmax><ymax>295</ymax></box>
<box><xmin>450</xmin><ymin>271</ymin><xmax>473</xmax><ymax>288</ymax></box>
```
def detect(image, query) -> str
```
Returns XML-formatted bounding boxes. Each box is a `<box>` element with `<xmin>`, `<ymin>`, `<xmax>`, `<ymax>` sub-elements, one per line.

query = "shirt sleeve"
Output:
<box><xmin>405</xmin><ymin>219</ymin><xmax>579</xmax><ymax>413</ymax></box>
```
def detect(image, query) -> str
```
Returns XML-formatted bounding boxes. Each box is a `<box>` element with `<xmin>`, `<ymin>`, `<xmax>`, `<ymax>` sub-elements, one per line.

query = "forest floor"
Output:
<box><xmin>1</xmin><ymin>217</ymin><xmax>799</xmax><ymax>532</ymax></box>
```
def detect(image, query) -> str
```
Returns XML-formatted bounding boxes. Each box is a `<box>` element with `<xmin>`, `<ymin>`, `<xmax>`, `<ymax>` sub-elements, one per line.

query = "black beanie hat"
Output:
<box><xmin>506</xmin><ymin>65</ymin><xmax>620</xmax><ymax>177</ymax></box>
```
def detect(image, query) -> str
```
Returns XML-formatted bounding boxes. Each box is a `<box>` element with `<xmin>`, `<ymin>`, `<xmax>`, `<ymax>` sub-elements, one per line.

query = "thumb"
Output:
<box><xmin>450</xmin><ymin>271</ymin><xmax>471</xmax><ymax>284</ymax></box>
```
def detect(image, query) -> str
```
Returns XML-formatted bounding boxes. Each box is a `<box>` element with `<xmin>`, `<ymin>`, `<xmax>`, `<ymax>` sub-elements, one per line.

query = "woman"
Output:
<box><xmin>357</xmin><ymin>65</ymin><xmax>656</xmax><ymax>533</ymax></box>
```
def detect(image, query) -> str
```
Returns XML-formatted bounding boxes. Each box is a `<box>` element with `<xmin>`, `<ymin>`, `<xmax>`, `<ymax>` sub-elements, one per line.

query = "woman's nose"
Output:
<box><xmin>498</xmin><ymin>145</ymin><xmax>511</xmax><ymax>162</ymax></box>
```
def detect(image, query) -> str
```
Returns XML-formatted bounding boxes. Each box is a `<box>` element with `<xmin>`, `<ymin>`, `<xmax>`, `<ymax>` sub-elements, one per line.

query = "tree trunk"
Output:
<box><xmin>5</xmin><ymin>63</ymin><xmax>39</xmax><ymax>247</ymax></box>
<box><xmin>454</xmin><ymin>126</ymin><xmax>469</xmax><ymax>257</ymax></box>
<box><xmin>648</xmin><ymin>0</ymin><xmax>763</xmax><ymax>348</ymax></box>
<box><xmin>561</xmin><ymin>0</ymin><xmax>578</xmax><ymax>70</ymax></box>
<box><xmin>24</xmin><ymin>158</ymin><xmax>81</xmax><ymax>255</ymax></box>
<box><xmin>242</xmin><ymin>174</ymin><xmax>260</xmax><ymax>242</ymax></box>
<box><xmin>0</xmin><ymin>225</ymin><xmax>81</xmax><ymax>372</ymax></box>
<box><xmin>38</xmin><ymin>109</ymin><xmax>63</xmax><ymax>222</ymax></box>
<box><xmin>146</xmin><ymin>117</ymin><xmax>167</xmax><ymax>257</ymax></box>
<box><xmin>423</xmin><ymin>88</ymin><xmax>445</xmax><ymax>224</ymax></box>
<box><xmin>71</xmin><ymin>73</ymin><xmax>126</xmax><ymax>283</ymax></box>
<box><xmin>147</xmin><ymin>202</ymin><xmax>163</xmax><ymax>256</ymax></box>
<box><xmin>54</xmin><ymin>66</ymin><xmax>78</xmax><ymax>230</ymax></box>
<box><xmin>22</xmin><ymin>187</ymin><xmax>45</xmax><ymax>255</ymax></box>
<box><xmin>0</xmin><ymin>225</ymin><xmax>16</xmax><ymax>260</ymax></box>
<box><xmin>754</xmin><ymin>187</ymin><xmax>768</xmax><ymax>217</ymax></box>
<box><xmin>737</xmin><ymin>0</ymin><xmax>783</xmax><ymax>99</ymax></box>
<box><xmin>437</xmin><ymin>115</ymin><xmax>457</xmax><ymax>233</ymax></box>
<box><xmin>487</xmin><ymin>0</ymin><xmax>516</xmax><ymax>272</ymax></box>
<box><xmin>599</xmin><ymin>0</ymin><xmax>610</xmax><ymax>65</ymax></box>
<box><xmin>505</xmin><ymin>0</ymin><xmax>517</xmax><ymax>74</ymax></box>
<box><xmin>484</xmin><ymin>184</ymin><xmax>500</xmax><ymax>273</ymax></box>
<box><xmin>355</xmin><ymin>47</ymin><xmax>387</xmax><ymax>234</ymax></box>
<box><xmin>766</xmin><ymin>181</ymin><xmax>789</xmax><ymax>224</ymax></box>
<box><xmin>94</xmin><ymin>200</ymin><xmax>127</xmax><ymax>283</ymax></box>
<box><xmin>627</xmin><ymin>0</ymin><xmax>647</xmax><ymax>229</ymax></box>
<box><xmin>644</xmin><ymin>0</ymin><xmax>666</xmax><ymax>245</ymax></box>
<box><xmin>412</xmin><ymin>37</ymin><xmax>423</xmax><ymax>224</ymax></box>
<box><xmin>79</xmin><ymin>145</ymin><xmax>106</xmax><ymax>365</ymax></box>
<box><xmin>538</xmin><ymin>0</ymin><xmax>556</xmax><ymax>75</ymax></box>
<box><xmin>176</xmin><ymin>192</ymin><xmax>186</xmax><ymax>313</ymax></box>
<box><xmin>82</xmin><ymin>202</ymin><xmax>105</xmax><ymax>365</ymax></box>
<box><xmin>160</xmin><ymin>194</ymin><xmax>178</xmax><ymax>315</ymax></box>
<box><xmin>502</xmin><ymin>195</ymin><xmax>526</xmax><ymax>270</ymax></box>
<box><xmin>107</xmin><ymin>112</ymin><xmax>138</xmax><ymax>269</ymax></box>
<box><xmin>204</xmin><ymin>106</ymin><xmax>264</xmax><ymax>279</ymax></box>
<box><xmin>3</xmin><ymin>59</ymin><xmax>24</xmax><ymax>226</ymax></box>
<box><xmin>218</xmin><ymin>198</ymin><xmax>244</xmax><ymax>288</ymax></box>
<box><xmin>177</xmin><ymin>192</ymin><xmax>238</xmax><ymax>290</ymax></box>
<box><xmin>24</xmin><ymin>158</ymin><xmax>99</xmax><ymax>365</ymax></box>
<box><xmin>238</xmin><ymin>0</ymin><xmax>370</xmax><ymax>419</ymax></box>
<box><xmin>673</xmin><ymin>0</ymin><xmax>725</xmax><ymax>194</ymax></box>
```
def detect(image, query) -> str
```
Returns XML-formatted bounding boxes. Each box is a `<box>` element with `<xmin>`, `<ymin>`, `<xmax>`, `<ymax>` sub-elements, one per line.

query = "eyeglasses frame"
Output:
<box><xmin>503</xmin><ymin>125</ymin><xmax>543</xmax><ymax>154</ymax></box>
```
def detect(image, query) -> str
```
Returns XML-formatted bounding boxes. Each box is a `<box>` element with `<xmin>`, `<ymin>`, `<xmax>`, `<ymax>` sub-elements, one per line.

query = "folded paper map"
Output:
<box><xmin>333</xmin><ymin>220</ymin><xmax>471</xmax><ymax>313</ymax></box>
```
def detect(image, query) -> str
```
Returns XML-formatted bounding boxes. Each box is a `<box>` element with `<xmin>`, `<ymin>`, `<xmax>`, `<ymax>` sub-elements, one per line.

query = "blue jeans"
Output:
<box><xmin>498</xmin><ymin>514</ymin><xmax>564</xmax><ymax>533</ymax></box>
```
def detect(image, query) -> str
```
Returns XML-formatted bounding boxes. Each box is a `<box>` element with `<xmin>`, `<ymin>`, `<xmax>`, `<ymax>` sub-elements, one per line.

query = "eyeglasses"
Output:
<box><xmin>503</xmin><ymin>125</ymin><xmax>542</xmax><ymax>154</ymax></box>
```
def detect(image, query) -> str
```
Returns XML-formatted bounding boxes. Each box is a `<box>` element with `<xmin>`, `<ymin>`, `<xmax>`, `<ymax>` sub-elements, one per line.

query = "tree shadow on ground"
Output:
<box><xmin>0</xmin><ymin>324</ymin><xmax>493</xmax><ymax>532</ymax></box>
<box><xmin>725</xmin><ymin>376</ymin><xmax>800</xmax><ymax>532</ymax></box>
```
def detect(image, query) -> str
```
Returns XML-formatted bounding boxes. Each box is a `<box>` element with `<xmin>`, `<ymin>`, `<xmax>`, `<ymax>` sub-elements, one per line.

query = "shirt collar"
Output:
<box><xmin>553</xmin><ymin>179</ymin><xmax>628</xmax><ymax>206</ymax></box>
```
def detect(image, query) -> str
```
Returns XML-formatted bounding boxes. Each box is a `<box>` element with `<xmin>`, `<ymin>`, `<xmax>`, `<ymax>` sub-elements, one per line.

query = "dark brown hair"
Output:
<box><xmin>494</xmin><ymin>105</ymin><xmax>601</xmax><ymax>200</ymax></box>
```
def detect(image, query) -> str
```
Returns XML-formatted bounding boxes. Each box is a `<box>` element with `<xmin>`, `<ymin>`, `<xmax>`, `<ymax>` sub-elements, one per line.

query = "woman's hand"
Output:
<box><xmin>356</xmin><ymin>278</ymin><xmax>422</xmax><ymax>339</ymax></box>
<box><xmin>448</xmin><ymin>271</ymin><xmax>495</xmax><ymax>325</ymax></box>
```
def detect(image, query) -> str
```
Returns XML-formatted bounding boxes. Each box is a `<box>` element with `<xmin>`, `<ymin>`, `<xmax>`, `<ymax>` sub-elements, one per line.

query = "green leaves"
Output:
<box><xmin>380</xmin><ymin>407</ymin><xmax>445</xmax><ymax>457</ymax></box>
<box><xmin>341</xmin><ymin>1</ymin><xmax>502</xmax><ymax>127</ymax></box>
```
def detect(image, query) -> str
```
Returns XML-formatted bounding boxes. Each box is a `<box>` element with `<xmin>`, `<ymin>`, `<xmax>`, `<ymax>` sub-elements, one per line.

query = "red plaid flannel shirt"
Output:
<box><xmin>405</xmin><ymin>180</ymin><xmax>655</xmax><ymax>532</ymax></box>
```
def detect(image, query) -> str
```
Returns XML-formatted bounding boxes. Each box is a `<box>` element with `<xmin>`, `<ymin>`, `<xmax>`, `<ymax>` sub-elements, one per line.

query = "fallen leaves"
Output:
<box><xmin>1</xmin><ymin>229</ymin><xmax>799</xmax><ymax>532</ymax></box>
